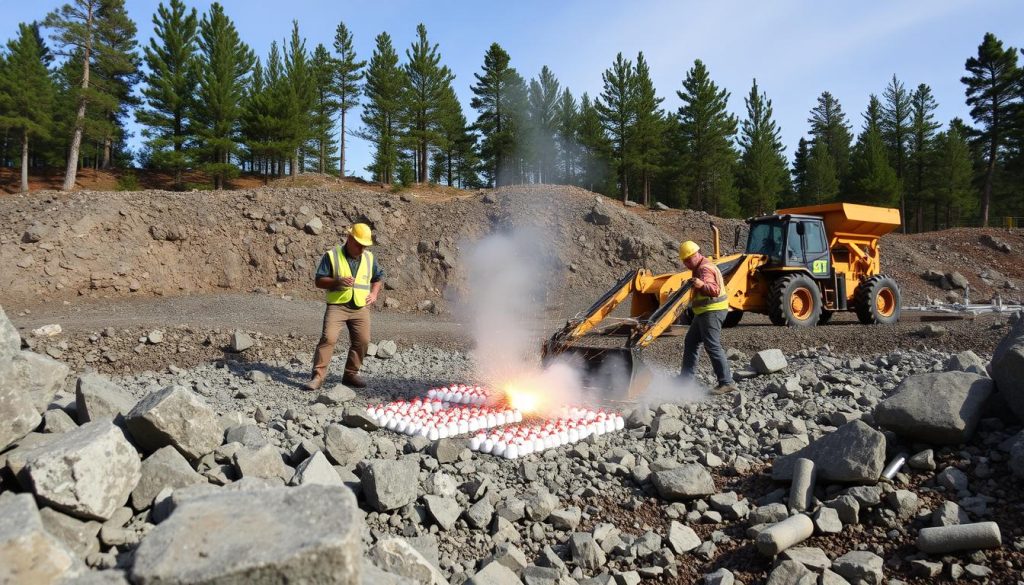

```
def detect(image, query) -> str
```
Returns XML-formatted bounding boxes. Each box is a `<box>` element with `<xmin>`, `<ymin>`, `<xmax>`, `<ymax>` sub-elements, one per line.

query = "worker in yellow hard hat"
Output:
<box><xmin>303</xmin><ymin>223</ymin><xmax>384</xmax><ymax>391</ymax></box>
<box><xmin>678</xmin><ymin>240</ymin><xmax>736</xmax><ymax>395</ymax></box>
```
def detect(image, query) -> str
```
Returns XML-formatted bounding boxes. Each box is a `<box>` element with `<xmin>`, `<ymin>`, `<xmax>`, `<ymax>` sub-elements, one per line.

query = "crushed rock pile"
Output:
<box><xmin>2</xmin><ymin>303</ymin><xmax>1024</xmax><ymax>584</ymax></box>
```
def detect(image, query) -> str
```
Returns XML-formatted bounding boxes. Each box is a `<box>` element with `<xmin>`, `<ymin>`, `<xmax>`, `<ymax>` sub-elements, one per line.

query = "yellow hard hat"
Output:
<box><xmin>679</xmin><ymin>240</ymin><xmax>700</xmax><ymax>261</ymax></box>
<box><xmin>350</xmin><ymin>223</ymin><xmax>373</xmax><ymax>246</ymax></box>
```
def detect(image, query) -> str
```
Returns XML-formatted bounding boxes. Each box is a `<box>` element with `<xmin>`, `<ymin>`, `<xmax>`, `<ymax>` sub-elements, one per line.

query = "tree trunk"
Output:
<box><xmin>102</xmin><ymin>137</ymin><xmax>111</xmax><ymax>169</ymax></box>
<box><xmin>981</xmin><ymin>142</ymin><xmax>996</xmax><ymax>228</ymax></box>
<box><xmin>20</xmin><ymin>130</ymin><xmax>29</xmax><ymax>193</ymax></box>
<box><xmin>339</xmin><ymin>109</ymin><xmax>346</xmax><ymax>177</ymax></box>
<box><xmin>63</xmin><ymin>4</ymin><xmax>93</xmax><ymax>191</ymax></box>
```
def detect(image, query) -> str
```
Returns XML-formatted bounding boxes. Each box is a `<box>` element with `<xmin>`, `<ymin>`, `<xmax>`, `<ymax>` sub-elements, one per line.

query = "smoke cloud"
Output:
<box><xmin>460</xmin><ymin>228</ymin><xmax>709</xmax><ymax>412</ymax></box>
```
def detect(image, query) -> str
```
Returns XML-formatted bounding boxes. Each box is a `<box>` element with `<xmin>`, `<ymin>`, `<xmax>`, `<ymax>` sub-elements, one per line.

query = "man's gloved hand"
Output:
<box><xmin>690</xmin><ymin>277</ymin><xmax>705</xmax><ymax>290</ymax></box>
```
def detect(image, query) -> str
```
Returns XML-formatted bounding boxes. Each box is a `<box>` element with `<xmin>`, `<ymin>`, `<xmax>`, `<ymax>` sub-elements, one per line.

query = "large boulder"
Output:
<box><xmin>4</xmin><ymin>351</ymin><xmax>70</xmax><ymax>412</ymax></box>
<box><xmin>1007</xmin><ymin>431</ymin><xmax>1024</xmax><ymax>479</ymax></box>
<box><xmin>23</xmin><ymin>420</ymin><xmax>141</xmax><ymax>521</ymax></box>
<box><xmin>131</xmin><ymin>446</ymin><xmax>207</xmax><ymax>511</ymax></box>
<box><xmin>874</xmin><ymin>372</ymin><xmax>994</xmax><ymax>444</ymax></box>
<box><xmin>0</xmin><ymin>381</ymin><xmax>41</xmax><ymax>452</ymax></box>
<box><xmin>773</xmin><ymin>420</ymin><xmax>886</xmax><ymax>483</ymax></box>
<box><xmin>0</xmin><ymin>494</ymin><xmax>83</xmax><ymax>584</ymax></box>
<box><xmin>0</xmin><ymin>305</ymin><xmax>22</xmax><ymax>360</ymax></box>
<box><xmin>651</xmin><ymin>464</ymin><xmax>716</xmax><ymax>500</ymax></box>
<box><xmin>362</xmin><ymin>459</ymin><xmax>419</xmax><ymax>512</ymax></box>
<box><xmin>76</xmin><ymin>373</ymin><xmax>136</xmax><ymax>424</ymax></box>
<box><xmin>126</xmin><ymin>385</ymin><xmax>223</xmax><ymax>460</ymax></box>
<box><xmin>991</xmin><ymin>319</ymin><xmax>1024</xmax><ymax>422</ymax></box>
<box><xmin>38</xmin><ymin>507</ymin><xmax>102</xmax><ymax>559</ymax></box>
<box><xmin>131</xmin><ymin>485</ymin><xmax>362</xmax><ymax>585</ymax></box>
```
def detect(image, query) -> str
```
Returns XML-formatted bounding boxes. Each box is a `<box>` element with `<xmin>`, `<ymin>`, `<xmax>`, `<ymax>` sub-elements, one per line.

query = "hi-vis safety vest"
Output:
<box><xmin>691</xmin><ymin>261</ymin><xmax>729</xmax><ymax>315</ymax></box>
<box><xmin>326</xmin><ymin>246</ymin><xmax>374</xmax><ymax>307</ymax></box>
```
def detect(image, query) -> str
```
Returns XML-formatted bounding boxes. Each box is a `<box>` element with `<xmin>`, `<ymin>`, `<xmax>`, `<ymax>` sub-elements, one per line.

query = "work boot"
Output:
<box><xmin>711</xmin><ymin>383</ymin><xmax>738</xmax><ymax>395</ymax></box>
<box><xmin>342</xmin><ymin>374</ymin><xmax>367</xmax><ymax>389</ymax></box>
<box><xmin>301</xmin><ymin>376</ymin><xmax>324</xmax><ymax>392</ymax></box>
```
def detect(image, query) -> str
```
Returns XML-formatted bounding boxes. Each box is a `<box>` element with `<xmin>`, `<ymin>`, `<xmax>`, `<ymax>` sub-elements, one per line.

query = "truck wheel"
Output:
<box><xmin>723</xmin><ymin>310</ymin><xmax>743</xmax><ymax>328</ymax></box>
<box><xmin>769</xmin><ymin>274</ymin><xmax>822</xmax><ymax>327</ymax></box>
<box><xmin>818</xmin><ymin>310</ymin><xmax>834</xmax><ymax>325</ymax></box>
<box><xmin>855</xmin><ymin>275</ymin><xmax>901</xmax><ymax>324</ymax></box>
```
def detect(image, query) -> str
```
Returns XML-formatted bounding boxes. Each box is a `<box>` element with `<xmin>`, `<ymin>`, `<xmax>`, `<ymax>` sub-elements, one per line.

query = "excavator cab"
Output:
<box><xmin>746</xmin><ymin>215</ymin><xmax>831</xmax><ymax>278</ymax></box>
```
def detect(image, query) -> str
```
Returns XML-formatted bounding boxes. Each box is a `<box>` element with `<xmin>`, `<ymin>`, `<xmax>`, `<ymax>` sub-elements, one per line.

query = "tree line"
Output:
<box><xmin>1</xmin><ymin>0</ymin><xmax>1022</xmax><ymax>229</ymax></box>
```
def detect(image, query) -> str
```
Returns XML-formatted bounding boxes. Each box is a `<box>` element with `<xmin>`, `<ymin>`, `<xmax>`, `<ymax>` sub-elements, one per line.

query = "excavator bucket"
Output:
<box><xmin>542</xmin><ymin>343</ymin><xmax>653</xmax><ymax>401</ymax></box>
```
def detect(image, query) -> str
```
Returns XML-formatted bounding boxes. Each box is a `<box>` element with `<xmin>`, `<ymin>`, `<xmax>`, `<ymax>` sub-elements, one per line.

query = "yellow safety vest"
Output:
<box><xmin>326</xmin><ymin>246</ymin><xmax>374</xmax><ymax>307</ymax></box>
<box><xmin>691</xmin><ymin>261</ymin><xmax>729</xmax><ymax>315</ymax></box>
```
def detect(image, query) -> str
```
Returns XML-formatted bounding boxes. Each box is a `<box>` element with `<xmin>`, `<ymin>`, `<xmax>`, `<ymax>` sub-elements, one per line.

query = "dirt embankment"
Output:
<box><xmin>1</xmin><ymin>181</ymin><xmax>1021</xmax><ymax>313</ymax></box>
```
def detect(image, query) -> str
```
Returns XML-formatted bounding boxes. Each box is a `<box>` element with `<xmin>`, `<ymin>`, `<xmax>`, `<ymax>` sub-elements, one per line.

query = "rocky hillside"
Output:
<box><xmin>1</xmin><ymin>183</ymin><xmax>1021</xmax><ymax>312</ymax></box>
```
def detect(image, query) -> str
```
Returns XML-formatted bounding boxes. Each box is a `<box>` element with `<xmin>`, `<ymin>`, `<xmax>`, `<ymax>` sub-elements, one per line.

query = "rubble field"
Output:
<box><xmin>1</xmin><ymin>182</ymin><xmax>1023</xmax><ymax>585</ymax></box>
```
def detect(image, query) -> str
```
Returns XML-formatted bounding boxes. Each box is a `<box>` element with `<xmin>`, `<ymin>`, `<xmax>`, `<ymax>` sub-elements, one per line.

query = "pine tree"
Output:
<box><xmin>192</xmin><ymin>2</ymin><xmax>254</xmax><ymax>189</ymax></box>
<box><xmin>404</xmin><ymin>23</ymin><xmax>454</xmax><ymax>183</ymax></box>
<box><xmin>470</xmin><ymin>43</ymin><xmax>527</xmax><ymax>187</ymax></box>
<box><xmin>808</xmin><ymin>91</ymin><xmax>853</xmax><ymax>185</ymax></box>
<box><xmin>306</xmin><ymin>43</ymin><xmax>338</xmax><ymax>174</ymax></box>
<box><xmin>527</xmin><ymin>65</ymin><xmax>560</xmax><ymax>184</ymax></box>
<box><xmin>332</xmin><ymin>22</ymin><xmax>364</xmax><ymax>177</ymax></box>
<box><xmin>676</xmin><ymin>59</ymin><xmax>739</xmax><ymax>216</ymax></box>
<box><xmin>0</xmin><ymin>23</ymin><xmax>55</xmax><ymax>192</ymax></box>
<box><xmin>239</xmin><ymin>56</ymin><xmax>274</xmax><ymax>179</ymax></box>
<box><xmin>136</xmin><ymin>0</ymin><xmax>197</xmax><ymax>188</ymax></box>
<box><xmin>576</xmin><ymin>92</ymin><xmax>610</xmax><ymax>192</ymax></box>
<box><xmin>90</xmin><ymin>0</ymin><xmax>139</xmax><ymax>171</ymax></box>
<box><xmin>961</xmin><ymin>32</ymin><xmax>1019</xmax><ymax>226</ymax></box>
<box><xmin>881</xmin><ymin>74</ymin><xmax>912</xmax><ymax>227</ymax></box>
<box><xmin>907</xmin><ymin>84</ymin><xmax>940</xmax><ymax>231</ymax></box>
<box><xmin>596</xmin><ymin>52</ymin><xmax>634</xmax><ymax>201</ymax></box>
<box><xmin>929</xmin><ymin>119</ymin><xmax>976</xmax><ymax>228</ymax></box>
<box><xmin>361</xmin><ymin>32</ymin><xmax>406</xmax><ymax>184</ymax></box>
<box><xmin>805</xmin><ymin>139</ymin><xmax>839</xmax><ymax>203</ymax></box>
<box><xmin>45</xmin><ymin>0</ymin><xmax>138</xmax><ymax>189</ymax></box>
<box><xmin>849</xmin><ymin>95</ymin><xmax>899</xmax><ymax>206</ymax></box>
<box><xmin>629</xmin><ymin>52</ymin><xmax>664</xmax><ymax>206</ymax></box>
<box><xmin>737</xmin><ymin>78</ymin><xmax>787</xmax><ymax>215</ymax></box>
<box><xmin>554</xmin><ymin>88</ymin><xmax>578</xmax><ymax>184</ymax></box>
<box><xmin>790</xmin><ymin>137</ymin><xmax>810</xmax><ymax>204</ymax></box>
<box><xmin>431</xmin><ymin>83</ymin><xmax>477</xmax><ymax>187</ymax></box>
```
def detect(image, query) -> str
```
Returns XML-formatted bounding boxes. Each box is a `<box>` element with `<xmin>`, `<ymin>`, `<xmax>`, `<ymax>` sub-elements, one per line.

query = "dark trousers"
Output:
<box><xmin>681</xmin><ymin>309</ymin><xmax>733</xmax><ymax>386</ymax></box>
<box><xmin>311</xmin><ymin>304</ymin><xmax>370</xmax><ymax>381</ymax></box>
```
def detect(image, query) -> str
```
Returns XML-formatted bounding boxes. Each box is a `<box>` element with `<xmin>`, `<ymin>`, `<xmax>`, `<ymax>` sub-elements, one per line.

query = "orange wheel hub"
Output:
<box><xmin>876</xmin><ymin>288</ymin><xmax>896</xmax><ymax>317</ymax></box>
<box><xmin>790</xmin><ymin>287</ymin><xmax>814</xmax><ymax>320</ymax></box>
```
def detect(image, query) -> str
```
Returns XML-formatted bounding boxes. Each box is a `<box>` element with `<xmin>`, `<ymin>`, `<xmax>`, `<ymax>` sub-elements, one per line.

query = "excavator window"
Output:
<box><xmin>746</xmin><ymin>219</ymin><xmax>784</xmax><ymax>263</ymax></box>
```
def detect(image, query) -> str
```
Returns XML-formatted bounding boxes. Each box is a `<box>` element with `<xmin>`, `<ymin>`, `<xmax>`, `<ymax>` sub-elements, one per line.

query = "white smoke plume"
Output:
<box><xmin>460</xmin><ymin>228</ymin><xmax>710</xmax><ymax>412</ymax></box>
<box><xmin>459</xmin><ymin>229</ymin><xmax>585</xmax><ymax>414</ymax></box>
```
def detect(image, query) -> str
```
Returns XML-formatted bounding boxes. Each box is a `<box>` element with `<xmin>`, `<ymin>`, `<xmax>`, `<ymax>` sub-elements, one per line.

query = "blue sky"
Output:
<box><xmin>2</xmin><ymin>0</ymin><xmax>1021</xmax><ymax>179</ymax></box>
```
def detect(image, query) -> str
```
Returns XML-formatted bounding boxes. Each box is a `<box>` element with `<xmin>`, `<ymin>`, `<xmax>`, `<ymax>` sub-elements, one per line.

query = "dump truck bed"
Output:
<box><xmin>776</xmin><ymin>203</ymin><xmax>901</xmax><ymax>239</ymax></box>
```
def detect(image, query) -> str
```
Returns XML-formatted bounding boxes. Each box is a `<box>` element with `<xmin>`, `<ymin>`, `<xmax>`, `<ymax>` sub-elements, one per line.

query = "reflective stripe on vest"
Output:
<box><xmin>325</xmin><ymin>247</ymin><xmax>374</xmax><ymax>306</ymax></box>
<box><xmin>691</xmin><ymin>262</ymin><xmax>729</xmax><ymax>315</ymax></box>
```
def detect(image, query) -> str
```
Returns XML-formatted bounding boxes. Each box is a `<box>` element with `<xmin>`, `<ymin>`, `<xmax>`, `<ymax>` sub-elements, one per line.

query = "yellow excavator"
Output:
<box><xmin>542</xmin><ymin>203</ymin><xmax>902</xmax><ymax>398</ymax></box>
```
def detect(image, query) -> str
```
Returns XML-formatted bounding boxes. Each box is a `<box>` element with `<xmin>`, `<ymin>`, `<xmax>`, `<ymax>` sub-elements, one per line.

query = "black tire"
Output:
<box><xmin>768</xmin><ymin>273</ymin><xmax>822</xmax><ymax>328</ymax></box>
<box><xmin>723</xmin><ymin>310</ymin><xmax>743</xmax><ymax>328</ymax></box>
<box><xmin>818</xmin><ymin>310</ymin><xmax>834</xmax><ymax>325</ymax></box>
<box><xmin>854</xmin><ymin>275</ymin><xmax>901</xmax><ymax>325</ymax></box>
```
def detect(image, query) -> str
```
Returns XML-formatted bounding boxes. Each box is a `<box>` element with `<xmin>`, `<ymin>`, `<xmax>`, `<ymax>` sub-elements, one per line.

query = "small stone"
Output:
<box><xmin>667</xmin><ymin>521</ymin><xmax>701</xmax><ymax>553</ymax></box>
<box><xmin>423</xmin><ymin>495</ymin><xmax>461</xmax><ymax>531</ymax></box>
<box><xmin>376</xmin><ymin>340</ymin><xmax>398</xmax><ymax>359</ymax></box>
<box><xmin>147</xmin><ymin>330</ymin><xmax>164</xmax><ymax>345</ymax></box>
<box><xmin>814</xmin><ymin>506</ymin><xmax>844</xmax><ymax>534</ymax></box>
<box><xmin>651</xmin><ymin>464</ymin><xmax>715</xmax><ymax>500</ymax></box>
<box><xmin>230</xmin><ymin>331</ymin><xmax>254</xmax><ymax>352</ymax></box>
<box><xmin>362</xmin><ymin>459</ymin><xmax>419</xmax><ymax>512</ymax></box>
<box><xmin>752</xmin><ymin>349</ymin><xmax>788</xmax><ymax>374</ymax></box>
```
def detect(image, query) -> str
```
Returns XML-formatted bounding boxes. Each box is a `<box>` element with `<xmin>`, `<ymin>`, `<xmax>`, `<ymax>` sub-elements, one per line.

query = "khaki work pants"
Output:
<box><xmin>311</xmin><ymin>304</ymin><xmax>370</xmax><ymax>382</ymax></box>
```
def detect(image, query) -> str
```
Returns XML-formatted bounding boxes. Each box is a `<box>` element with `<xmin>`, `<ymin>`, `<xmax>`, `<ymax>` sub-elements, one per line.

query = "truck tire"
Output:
<box><xmin>724</xmin><ymin>310</ymin><xmax>743</xmax><ymax>328</ymax></box>
<box><xmin>855</xmin><ymin>275</ymin><xmax>901</xmax><ymax>324</ymax></box>
<box><xmin>769</xmin><ymin>274</ymin><xmax>822</xmax><ymax>328</ymax></box>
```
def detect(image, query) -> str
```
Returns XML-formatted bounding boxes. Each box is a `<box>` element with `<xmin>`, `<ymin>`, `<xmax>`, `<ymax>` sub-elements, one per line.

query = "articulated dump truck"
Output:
<box><xmin>543</xmin><ymin>202</ymin><xmax>902</xmax><ymax>398</ymax></box>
